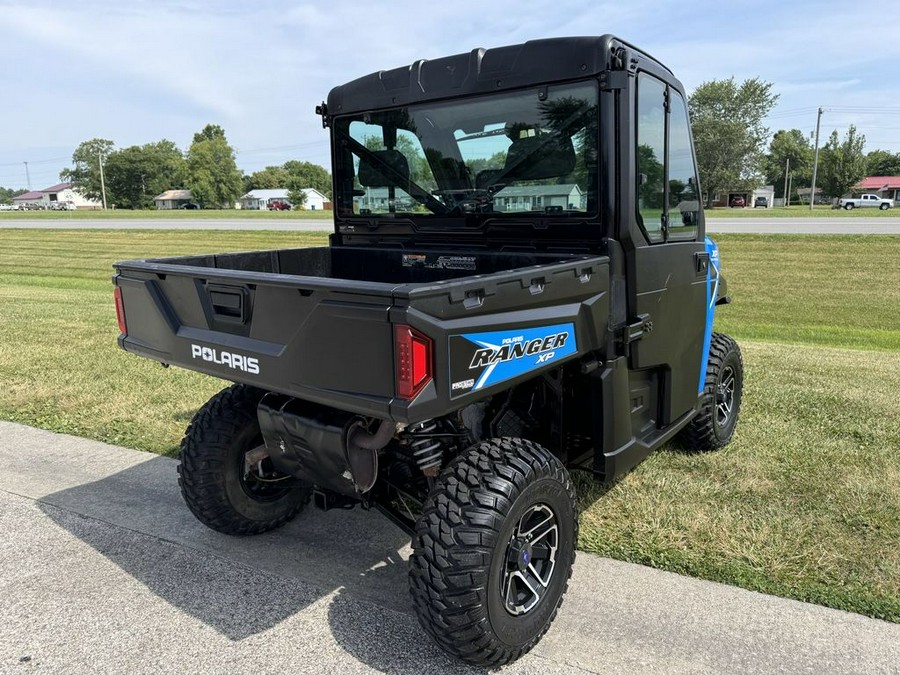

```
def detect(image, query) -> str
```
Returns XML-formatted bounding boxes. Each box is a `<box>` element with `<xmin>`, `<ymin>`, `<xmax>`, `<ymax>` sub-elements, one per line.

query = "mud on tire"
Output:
<box><xmin>679</xmin><ymin>332</ymin><xmax>743</xmax><ymax>451</ymax></box>
<box><xmin>178</xmin><ymin>384</ymin><xmax>311</xmax><ymax>535</ymax></box>
<box><xmin>409</xmin><ymin>437</ymin><xmax>577</xmax><ymax>667</ymax></box>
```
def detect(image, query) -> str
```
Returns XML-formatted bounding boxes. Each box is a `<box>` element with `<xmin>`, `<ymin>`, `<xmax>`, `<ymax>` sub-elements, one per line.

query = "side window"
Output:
<box><xmin>667</xmin><ymin>90</ymin><xmax>699</xmax><ymax>240</ymax></box>
<box><xmin>636</xmin><ymin>74</ymin><xmax>666</xmax><ymax>243</ymax></box>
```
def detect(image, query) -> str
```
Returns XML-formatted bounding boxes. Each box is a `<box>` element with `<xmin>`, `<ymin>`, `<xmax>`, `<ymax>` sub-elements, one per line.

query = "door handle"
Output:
<box><xmin>694</xmin><ymin>252</ymin><xmax>710</xmax><ymax>276</ymax></box>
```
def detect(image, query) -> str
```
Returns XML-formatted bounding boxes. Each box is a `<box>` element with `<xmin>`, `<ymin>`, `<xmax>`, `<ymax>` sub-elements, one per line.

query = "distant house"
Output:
<box><xmin>710</xmin><ymin>185</ymin><xmax>775</xmax><ymax>208</ymax></box>
<box><xmin>239</xmin><ymin>187</ymin><xmax>329</xmax><ymax>210</ymax></box>
<box><xmin>353</xmin><ymin>187</ymin><xmax>408</xmax><ymax>212</ymax></box>
<box><xmin>47</xmin><ymin>182</ymin><xmax>101</xmax><ymax>209</ymax></box>
<box><xmin>11</xmin><ymin>182</ymin><xmax>100</xmax><ymax>210</ymax></box>
<box><xmin>493</xmin><ymin>184</ymin><xmax>584</xmax><ymax>211</ymax></box>
<box><xmin>355</xmin><ymin>184</ymin><xmax>585</xmax><ymax>213</ymax></box>
<box><xmin>154</xmin><ymin>189</ymin><xmax>194</xmax><ymax>210</ymax></box>
<box><xmin>240</xmin><ymin>189</ymin><xmax>290</xmax><ymax>210</ymax></box>
<box><xmin>12</xmin><ymin>190</ymin><xmax>44</xmax><ymax>208</ymax></box>
<box><xmin>854</xmin><ymin>176</ymin><xmax>900</xmax><ymax>204</ymax></box>
<box><xmin>300</xmin><ymin>188</ymin><xmax>328</xmax><ymax>211</ymax></box>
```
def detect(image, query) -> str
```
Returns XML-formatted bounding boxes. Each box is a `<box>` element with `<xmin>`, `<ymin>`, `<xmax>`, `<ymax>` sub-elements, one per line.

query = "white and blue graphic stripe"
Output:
<box><xmin>698</xmin><ymin>236</ymin><xmax>720</xmax><ymax>392</ymax></box>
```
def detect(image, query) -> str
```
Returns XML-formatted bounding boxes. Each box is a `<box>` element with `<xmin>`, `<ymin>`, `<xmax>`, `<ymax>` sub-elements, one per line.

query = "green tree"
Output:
<box><xmin>865</xmin><ymin>149</ymin><xmax>900</xmax><ymax>176</ymax></box>
<box><xmin>0</xmin><ymin>187</ymin><xmax>27</xmax><ymax>204</ymax></box>
<box><xmin>638</xmin><ymin>143</ymin><xmax>665</xmax><ymax>210</ymax></box>
<box><xmin>464</xmin><ymin>151</ymin><xmax>509</xmax><ymax>180</ymax></box>
<box><xmin>763</xmin><ymin>129</ymin><xmax>813</xmax><ymax>200</ymax></box>
<box><xmin>186</xmin><ymin>124</ymin><xmax>243</xmax><ymax>208</ymax></box>
<box><xmin>104</xmin><ymin>140</ymin><xmax>186</xmax><ymax>209</ymax></box>
<box><xmin>362</xmin><ymin>135</ymin><xmax>435</xmax><ymax>193</ymax></box>
<box><xmin>286</xmin><ymin>184</ymin><xmax>309</xmax><ymax>208</ymax></box>
<box><xmin>688</xmin><ymin>77</ymin><xmax>778</xmax><ymax>207</ymax></box>
<box><xmin>60</xmin><ymin>138</ymin><xmax>115</xmax><ymax>202</ymax></box>
<box><xmin>245</xmin><ymin>166</ymin><xmax>290</xmax><ymax>191</ymax></box>
<box><xmin>193</xmin><ymin>124</ymin><xmax>227</xmax><ymax>144</ymax></box>
<box><xmin>282</xmin><ymin>160</ymin><xmax>332</xmax><ymax>200</ymax></box>
<box><xmin>819</xmin><ymin>126</ymin><xmax>867</xmax><ymax>199</ymax></box>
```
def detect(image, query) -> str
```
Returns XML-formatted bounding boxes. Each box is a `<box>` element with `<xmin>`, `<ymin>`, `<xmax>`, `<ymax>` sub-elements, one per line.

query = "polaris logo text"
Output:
<box><xmin>469</xmin><ymin>332</ymin><xmax>569</xmax><ymax>369</ymax></box>
<box><xmin>191</xmin><ymin>344</ymin><xmax>260</xmax><ymax>375</ymax></box>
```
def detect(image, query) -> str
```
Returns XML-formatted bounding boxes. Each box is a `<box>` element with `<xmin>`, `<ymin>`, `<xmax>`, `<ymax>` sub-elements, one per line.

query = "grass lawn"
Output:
<box><xmin>705</xmin><ymin>205</ymin><xmax>900</xmax><ymax>218</ymax></box>
<box><xmin>0</xmin><ymin>229</ymin><xmax>898</xmax><ymax>622</ymax></box>
<box><xmin>0</xmin><ymin>208</ymin><xmax>333</xmax><ymax>220</ymax></box>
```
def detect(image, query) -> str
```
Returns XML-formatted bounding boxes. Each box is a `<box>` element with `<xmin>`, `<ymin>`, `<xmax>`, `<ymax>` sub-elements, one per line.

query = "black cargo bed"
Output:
<box><xmin>141</xmin><ymin>246</ymin><xmax>586</xmax><ymax>286</ymax></box>
<box><xmin>114</xmin><ymin>246</ymin><xmax>609</xmax><ymax>422</ymax></box>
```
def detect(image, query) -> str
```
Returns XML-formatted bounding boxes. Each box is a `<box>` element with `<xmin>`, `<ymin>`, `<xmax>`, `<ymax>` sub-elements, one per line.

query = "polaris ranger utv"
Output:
<box><xmin>113</xmin><ymin>35</ymin><xmax>742</xmax><ymax>667</ymax></box>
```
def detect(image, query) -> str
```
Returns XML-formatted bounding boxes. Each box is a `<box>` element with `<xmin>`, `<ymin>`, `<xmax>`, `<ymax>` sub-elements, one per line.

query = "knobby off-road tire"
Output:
<box><xmin>409</xmin><ymin>437</ymin><xmax>577</xmax><ymax>667</ymax></box>
<box><xmin>679</xmin><ymin>332</ymin><xmax>743</xmax><ymax>451</ymax></box>
<box><xmin>178</xmin><ymin>384</ymin><xmax>311</xmax><ymax>535</ymax></box>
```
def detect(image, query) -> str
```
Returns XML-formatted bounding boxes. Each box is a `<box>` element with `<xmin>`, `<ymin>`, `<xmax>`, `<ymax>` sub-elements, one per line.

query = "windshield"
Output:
<box><xmin>332</xmin><ymin>81</ymin><xmax>598</xmax><ymax>222</ymax></box>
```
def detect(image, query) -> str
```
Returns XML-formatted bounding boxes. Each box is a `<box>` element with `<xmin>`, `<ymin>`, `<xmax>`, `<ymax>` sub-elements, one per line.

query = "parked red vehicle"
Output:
<box><xmin>729</xmin><ymin>196</ymin><xmax>745</xmax><ymax>208</ymax></box>
<box><xmin>268</xmin><ymin>200</ymin><xmax>292</xmax><ymax>211</ymax></box>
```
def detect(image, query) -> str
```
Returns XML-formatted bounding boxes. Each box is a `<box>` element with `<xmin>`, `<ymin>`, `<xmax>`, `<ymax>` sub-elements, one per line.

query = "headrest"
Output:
<box><xmin>503</xmin><ymin>134</ymin><xmax>575</xmax><ymax>181</ymax></box>
<box><xmin>358</xmin><ymin>149</ymin><xmax>410</xmax><ymax>187</ymax></box>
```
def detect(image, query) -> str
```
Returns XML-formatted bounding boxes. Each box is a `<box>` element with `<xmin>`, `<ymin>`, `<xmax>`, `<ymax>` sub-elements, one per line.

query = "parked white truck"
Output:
<box><xmin>836</xmin><ymin>194</ymin><xmax>893</xmax><ymax>210</ymax></box>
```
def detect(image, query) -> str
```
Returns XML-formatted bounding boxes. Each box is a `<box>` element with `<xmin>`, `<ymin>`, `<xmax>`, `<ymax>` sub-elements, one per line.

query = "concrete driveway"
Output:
<box><xmin>1</xmin><ymin>421</ymin><xmax>898</xmax><ymax>674</ymax></box>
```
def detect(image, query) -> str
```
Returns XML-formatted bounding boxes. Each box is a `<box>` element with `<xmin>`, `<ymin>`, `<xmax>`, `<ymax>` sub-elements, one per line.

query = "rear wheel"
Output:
<box><xmin>679</xmin><ymin>333</ymin><xmax>743</xmax><ymax>451</ymax></box>
<box><xmin>409</xmin><ymin>437</ymin><xmax>577</xmax><ymax>667</ymax></box>
<box><xmin>178</xmin><ymin>384</ymin><xmax>311</xmax><ymax>535</ymax></box>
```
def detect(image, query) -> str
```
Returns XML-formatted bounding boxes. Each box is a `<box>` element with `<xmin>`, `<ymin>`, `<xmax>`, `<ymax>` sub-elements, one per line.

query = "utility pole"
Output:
<box><xmin>809</xmin><ymin>107</ymin><xmax>824</xmax><ymax>211</ymax></box>
<box><xmin>783</xmin><ymin>157</ymin><xmax>790</xmax><ymax>208</ymax></box>
<box><xmin>98</xmin><ymin>150</ymin><xmax>108</xmax><ymax>210</ymax></box>
<box><xmin>24</xmin><ymin>161</ymin><xmax>31</xmax><ymax>190</ymax></box>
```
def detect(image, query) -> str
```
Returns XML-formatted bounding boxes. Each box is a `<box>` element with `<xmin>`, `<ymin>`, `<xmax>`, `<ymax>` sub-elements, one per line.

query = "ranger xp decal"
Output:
<box><xmin>448</xmin><ymin>323</ymin><xmax>577</xmax><ymax>398</ymax></box>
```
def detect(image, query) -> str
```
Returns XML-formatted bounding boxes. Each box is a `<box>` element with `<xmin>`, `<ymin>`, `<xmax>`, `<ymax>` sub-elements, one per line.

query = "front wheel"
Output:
<box><xmin>178</xmin><ymin>384</ymin><xmax>311</xmax><ymax>535</ymax></box>
<box><xmin>844</xmin><ymin>203</ymin><xmax>854</xmax><ymax>210</ymax></box>
<box><xmin>409</xmin><ymin>437</ymin><xmax>577</xmax><ymax>667</ymax></box>
<box><xmin>679</xmin><ymin>333</ymin><xmax>744</xmax><ymax>451</ymax></box>
<box><xmin>880</xmin><ymin>203</ymin><xmax>890</xmax><ymax>210</ymax></box>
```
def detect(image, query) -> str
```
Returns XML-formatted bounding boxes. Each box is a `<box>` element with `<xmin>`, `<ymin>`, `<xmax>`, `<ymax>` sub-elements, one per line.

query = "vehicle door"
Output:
<box><xmin>624</xmin><ymin>70</ymin><xmax>710</xmax><ymax>426</ymax></box>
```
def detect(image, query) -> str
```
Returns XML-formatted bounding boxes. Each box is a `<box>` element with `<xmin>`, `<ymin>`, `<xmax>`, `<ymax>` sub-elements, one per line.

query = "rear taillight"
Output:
<box><xmin>114</xmin><ymin>287</ymin><xmax>127</xmax><ymax>335</ymax></box>
<box><xmin>395</xmin><ymin>324</ymin><xmax>433</xmax><ymax>400</ymax></box>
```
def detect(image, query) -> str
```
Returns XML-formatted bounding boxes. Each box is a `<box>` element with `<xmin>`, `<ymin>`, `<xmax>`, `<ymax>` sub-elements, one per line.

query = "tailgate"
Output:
<box><xmin>114</xmin><ymin>260</ymin><xmax>398</xmax><ymax>418</ymax></box>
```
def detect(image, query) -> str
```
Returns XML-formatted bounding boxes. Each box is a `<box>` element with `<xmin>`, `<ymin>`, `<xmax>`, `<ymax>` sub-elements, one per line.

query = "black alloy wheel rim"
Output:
<box><xmin>500</xmin><ymin>503</ymin><xmax>559</xmax><ymax>616</ymax></box>
<box><xmin>716</xmin><ymin>365</ymin><xmax>736</xmax><ymax>428</ymax></box>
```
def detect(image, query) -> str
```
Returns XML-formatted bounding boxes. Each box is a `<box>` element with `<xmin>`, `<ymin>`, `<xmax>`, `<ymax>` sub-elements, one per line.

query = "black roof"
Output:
<box><xmin>325</xmin><ymin>35</ymin><xmax>668</xmax><ymax>117</ymax></box>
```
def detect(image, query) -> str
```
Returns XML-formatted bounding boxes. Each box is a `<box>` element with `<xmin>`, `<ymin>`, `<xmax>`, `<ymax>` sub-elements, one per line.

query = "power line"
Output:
<box><xmin>0</xmin><ymin>156</ymin><xmax>70</xmax><ymax>168</ymax></box>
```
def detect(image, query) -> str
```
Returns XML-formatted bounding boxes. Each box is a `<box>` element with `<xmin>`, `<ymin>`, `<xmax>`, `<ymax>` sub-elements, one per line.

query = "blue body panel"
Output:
<box><xmin>698</xmin><ymin>237</ymin><xmax>720</xmax><ymax>392</ymax></box>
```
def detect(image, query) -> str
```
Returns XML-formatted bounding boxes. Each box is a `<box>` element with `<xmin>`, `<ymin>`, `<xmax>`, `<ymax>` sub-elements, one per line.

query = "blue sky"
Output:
<box><xmin>2</xmin><ymin>0</ymin><xmax>899</xmax><ymax>190</ymax></box>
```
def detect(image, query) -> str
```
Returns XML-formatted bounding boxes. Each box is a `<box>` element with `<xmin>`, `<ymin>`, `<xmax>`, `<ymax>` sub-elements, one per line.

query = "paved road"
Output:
<box><xmin>0</xmin><ymin>218</ymin><xmax>333</xmax><ymax>231</ymax></box>
<box><xmin>2</xmin><ymin>217</ymin><xmax>900</xmax><ymax>234</ymax></box>
<box><xmin>1</xmin><ymin>422</ymin><xmax>898</xmax><ymax>674</ymax></box>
